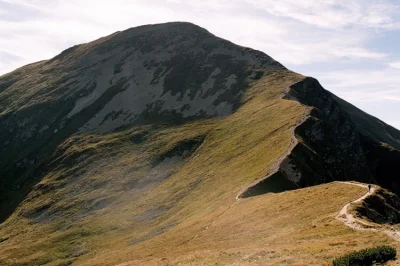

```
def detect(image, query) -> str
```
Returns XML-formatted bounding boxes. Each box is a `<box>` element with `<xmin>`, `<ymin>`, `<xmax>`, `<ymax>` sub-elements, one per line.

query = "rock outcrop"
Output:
<box><xmin>240</xmin><ymin>77</ymin><xmax>400</xmax><ymax>197</ymax></box>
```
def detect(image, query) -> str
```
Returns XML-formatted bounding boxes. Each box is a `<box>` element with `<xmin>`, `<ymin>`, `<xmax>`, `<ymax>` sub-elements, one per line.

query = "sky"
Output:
<box><xmin>1</xmin><ymin>0</ymin><xmax>400</xmax><ymax>129</ymax></box>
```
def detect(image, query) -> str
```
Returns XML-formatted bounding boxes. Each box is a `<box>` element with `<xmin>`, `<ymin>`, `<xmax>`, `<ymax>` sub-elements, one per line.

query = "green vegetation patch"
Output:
<box><xmin>332</xmin><ymin>245</ymin><xmax>396</xmax><ymax>266</ymax></box>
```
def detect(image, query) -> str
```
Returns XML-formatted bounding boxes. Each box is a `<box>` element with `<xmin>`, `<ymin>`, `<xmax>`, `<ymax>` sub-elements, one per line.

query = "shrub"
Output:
<box><xmin>332</xmin><ymin>245</ymin><xmax>396</xmax><ymax>266</ymax></box>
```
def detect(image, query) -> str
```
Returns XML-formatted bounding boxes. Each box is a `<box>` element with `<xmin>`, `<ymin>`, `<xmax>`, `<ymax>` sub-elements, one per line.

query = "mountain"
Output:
<box><xmin>1</xmin><ymin>22</ymin><xmax>400</xmax><ymax>265</ymax></box>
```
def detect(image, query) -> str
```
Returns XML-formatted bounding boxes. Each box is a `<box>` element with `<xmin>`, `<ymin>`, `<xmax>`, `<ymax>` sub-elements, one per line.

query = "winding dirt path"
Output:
<box><xmin>336</xmin><ymin>181</ymin><xmax>400</xmax><ymax>241</ymax></box>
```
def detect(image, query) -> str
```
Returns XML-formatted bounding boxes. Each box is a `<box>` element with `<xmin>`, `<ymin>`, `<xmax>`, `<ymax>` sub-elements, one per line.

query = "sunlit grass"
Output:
<box><xmin>2</xmin><ymin>70</ymin><xmax>399</xmax><ymax>265</ymax></box>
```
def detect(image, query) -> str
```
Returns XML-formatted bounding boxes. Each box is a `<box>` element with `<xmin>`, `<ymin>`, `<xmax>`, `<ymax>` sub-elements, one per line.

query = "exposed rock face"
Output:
<box><xmin>240</xmin><ymin>77</ymin><xmax>400</xmax><ymax>198</ymax></box>
<box><xmin>65</xmin><ymin>23</ymin><xmax>282</xmax><ymax>133</ymax></box>
<box><xmin>361</xmin><ymin>139</ymin><xmax>400</xmax><ymax>194</ymax></box>
<box><xmin>0</xmin><ymin>22</ymin><xmax>282</xmax><ymax>148</ymax></box>
<box><xmin>286</xmin><ymin>78</ymin><xmax>400</xmax><ymax>192</ymax></box>
<box><xmin>0</xmin><ymin>22</ymin><xmax>283</xmax><ymax>221</ymax></box>
<box><xmin>285</xmin><ymin>78</ymin><xmax>373</xmax><ymax>186</ymax></box>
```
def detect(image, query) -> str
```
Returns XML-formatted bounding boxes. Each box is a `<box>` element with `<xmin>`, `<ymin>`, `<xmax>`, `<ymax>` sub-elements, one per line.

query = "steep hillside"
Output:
<box><xmin>0</xmin><ymin>22</ymin><xmax>284</xmax><ymax>223</ymax></box>
<box><xmin>239</xmin><ymin>77</ymin><xmax>400</xmax><ymax>198</ymax></box>
<box><xmin>0</xmin><ymin>22</ymin><xmax>400</xmax><ymax>265</ymax></box>
<box><xmin>350</xmin><ymin>187</ymin><xmax>400</xmax><ymax>224</ymax></box>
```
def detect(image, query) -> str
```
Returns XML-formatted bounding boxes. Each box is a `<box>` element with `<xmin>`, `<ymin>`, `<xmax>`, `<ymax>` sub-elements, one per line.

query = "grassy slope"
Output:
<box><xmin>1</xmin><ymin>69</ymin><xmax>399</xmax><ymax>265</ymax></box>
<box><xmin>350</xmin><ymin>188</ymin><xmax>400</xmax><ymax>224</ymax></box>
<box><xmin>0</xmin><ymin>70</ymin><xmax>304</xmax><ymax>265</ymax></box>
<box><xmin>104</xmin><ymin>183</ymin><xmax>400</xmax><ymax>266</ymax></box>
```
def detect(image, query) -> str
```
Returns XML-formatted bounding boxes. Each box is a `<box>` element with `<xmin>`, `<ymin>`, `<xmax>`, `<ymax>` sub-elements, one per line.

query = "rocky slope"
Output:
<box><xmin>240</xmin><ymin>77</ymin><xmax>400</xmax><ymax>198</ymax></box>
<box><xmin>0</xmin><ymin>22</ymin><xmax>282</xmax><ymax>222</ymax></box>
<box><xmin>1</xmin><ymin>22</ymin><xmax>400</xmax><ymax>265</ymax></box>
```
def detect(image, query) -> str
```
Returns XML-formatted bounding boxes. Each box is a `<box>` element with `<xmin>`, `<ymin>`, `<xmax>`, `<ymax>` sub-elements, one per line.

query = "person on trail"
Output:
<box><xmin>368</xmin><ymin>184</ymin><xmax>372</xmax><ymax>193</ymax></box>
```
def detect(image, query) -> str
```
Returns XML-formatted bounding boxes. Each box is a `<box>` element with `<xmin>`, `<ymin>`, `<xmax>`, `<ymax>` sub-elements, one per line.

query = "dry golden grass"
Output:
<box><xmin>1</xmin><ymin>70</ymin><xmax>398</xmax><ymax>266</ymax></box>
<box><xmin>111</xmin><ymin>182</ymin><xmax>400</xmax><ymax>266</ymax></box>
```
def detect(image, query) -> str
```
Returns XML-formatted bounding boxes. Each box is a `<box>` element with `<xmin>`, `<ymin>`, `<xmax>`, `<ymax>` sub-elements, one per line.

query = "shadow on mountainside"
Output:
<box><xmin>1</xmin><ymin>22</ymin><xmax>282</xmax><ymax>224</ymax></box>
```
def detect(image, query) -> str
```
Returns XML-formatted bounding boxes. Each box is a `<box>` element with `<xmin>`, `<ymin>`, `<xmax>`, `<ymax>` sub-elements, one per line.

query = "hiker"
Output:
<box><xmin>368</xmin><ymin>184</ymin><xmax>372</xmax><ymax>193</ymax></box>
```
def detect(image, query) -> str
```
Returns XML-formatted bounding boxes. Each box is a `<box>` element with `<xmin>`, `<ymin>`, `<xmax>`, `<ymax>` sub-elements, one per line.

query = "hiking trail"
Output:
<box><xmin>336</xmin><ymin>181</ymin><xmax>400</xmax><ymax>241</ymax></box>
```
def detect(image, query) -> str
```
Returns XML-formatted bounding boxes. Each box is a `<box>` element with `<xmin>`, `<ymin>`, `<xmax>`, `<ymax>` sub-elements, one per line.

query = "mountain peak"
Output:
<box><xmin>2</xmin><ymin>22</ymin><xmax>400</xmax><ymax>266</ymax></box>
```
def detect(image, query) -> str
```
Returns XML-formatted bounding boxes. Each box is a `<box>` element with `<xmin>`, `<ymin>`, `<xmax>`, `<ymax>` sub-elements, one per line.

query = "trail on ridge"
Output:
<box><xmin>336</xmin><ymin>181</ymin><xmax>400</xmax><ymax>241</ymax></box>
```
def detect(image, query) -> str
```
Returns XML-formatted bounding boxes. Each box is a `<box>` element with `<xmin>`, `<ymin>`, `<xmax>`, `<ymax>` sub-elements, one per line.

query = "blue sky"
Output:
<box><xmin>1</xmin><ymin>0</ymin><xmax>399</xmax><ymax>129</ymax></box>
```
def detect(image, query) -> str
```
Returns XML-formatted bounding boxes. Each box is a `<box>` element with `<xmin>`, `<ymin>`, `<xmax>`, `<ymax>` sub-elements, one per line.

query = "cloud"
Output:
<box><xmin>237</xmin><ymin>0</ymin><xmax>400</xmax><ymax>29</ymax></box>
<box><xmin>0</xmin><ymin>0</ymin><xmax>399</xmax><ymax>129</ymax></box>
<box><xmin>316</xmin><ymin>68</ymin><xmax>400</xmax><ymax>92</ymax></box>
<box><xmin>1</xmin><ymin>0</ymin><xmax>397</xmax><ymax>75</ymax></box>
<box><xmin>387</xmin><ymin>120</ymin><xmax>400</xmax><ymax>130</ymax></box>
<box><xmin>389</xmin><ymin>61</ymin><xmax>400</xmax><ymax>69</ymax></box>
<box><xmin>311</xmin><ymin>67</ymin><xmax>400</xmax><ymax>129</ymax></box>
<box><xmin>336</xmin><ymin>89</ymin><xmax>400</xmax><ymax>102</ymax></box>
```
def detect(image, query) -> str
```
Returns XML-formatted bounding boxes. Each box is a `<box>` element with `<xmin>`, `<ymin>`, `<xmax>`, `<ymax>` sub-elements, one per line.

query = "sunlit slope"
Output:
<box><xmin>97</xmin><ymin>183</ymin><xmax>400</xmax><ymax>266</ymax></box>
<box><xmin>0</xmin><ymin>71</ymin><xmax>305</xmax><ymax>265</ymax></box>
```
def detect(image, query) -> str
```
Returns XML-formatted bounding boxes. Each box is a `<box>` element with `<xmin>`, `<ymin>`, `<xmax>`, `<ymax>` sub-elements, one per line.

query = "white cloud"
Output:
<box><xmin>387</xmin><ymin>120</ymin><xmax>400</xmax><ymax>130</ymax></box>
<box><xmin>0</xmin><ymin>0</ymin><xmax>399</xmax><ymax>129</ymax></box>
<box><xmin>316</xmin><ymin>68</ymin><xmax>400</xmax><ymax>92</ymax></box>
<box><xmin>389</xmin><ymin>61</ymin><xmax>400</xmax><ymax>69</ymax></box>
<box><xmin>311</xmin><ymin>68</ymin><xmax>400</xmax><ymax>129</ymax></box>
<box><xmin>243</xmin><ymin>0</ymin><xmax>400</xmax><ymax>29</ymax></box>
<box><xmin>0</xmin><ymin>0</ymin><xmax>396</xmax><ymax>75</ymax></box>
<box><xmin>336</xmin><ymin>89</ymin><xmax>400</xmax><ymax>102</ymax></box>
